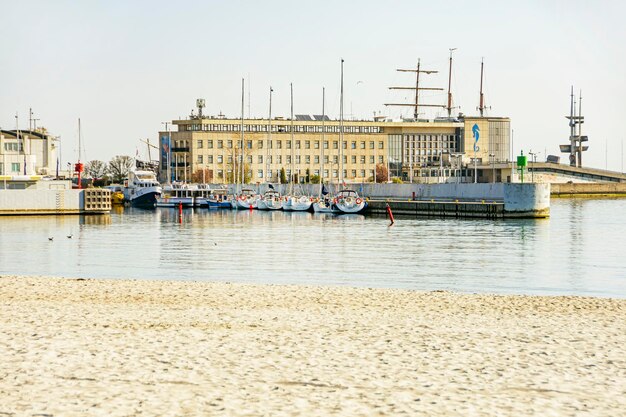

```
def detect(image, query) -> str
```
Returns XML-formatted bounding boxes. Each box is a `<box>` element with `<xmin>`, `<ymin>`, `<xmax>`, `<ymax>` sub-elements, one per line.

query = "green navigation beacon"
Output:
<box><xmin>517</xmin><ymin>151</ymin><xmax>528</xmax><ymax>183</ymax></box>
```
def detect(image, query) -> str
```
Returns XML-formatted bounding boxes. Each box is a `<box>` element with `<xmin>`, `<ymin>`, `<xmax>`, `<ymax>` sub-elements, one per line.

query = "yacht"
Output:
<box><xmin>123</xmin><ymin>170</ymin><xmax>161</xmax><ymax>208</ymax></box>
<box><xmin>156</xmin><ymin>183</ymin><xmax>193</xmax><ymax>207</ymax></box>
<box><xmin>334</xmin><ymin>189</ymin><xmax>367</xmax><ymax>214</ymax></box>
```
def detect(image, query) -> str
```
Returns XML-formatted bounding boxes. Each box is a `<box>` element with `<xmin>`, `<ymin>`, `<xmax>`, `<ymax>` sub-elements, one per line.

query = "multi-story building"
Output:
<box><xmin>158</xmin><ymin>101</ymin><xmax>510</xmax><ymax>184</ymax></box>
<box><xmin>0</xmin><ymin>128</ymin><xmax>58</xmax><ymax>177</ymax></box>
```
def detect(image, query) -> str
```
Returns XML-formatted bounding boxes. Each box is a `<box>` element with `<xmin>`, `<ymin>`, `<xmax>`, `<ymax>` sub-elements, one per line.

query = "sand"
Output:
<box><xmin>1</xmin><ymin>275</ymin><xmax>625</xmax><ymax>416</ymax></box>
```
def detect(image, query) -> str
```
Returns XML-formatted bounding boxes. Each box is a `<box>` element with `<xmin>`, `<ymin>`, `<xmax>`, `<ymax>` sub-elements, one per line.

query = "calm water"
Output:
<box><xmin>1</xmin><ymin>199</ymin><xmax>625</xmax><ymax>298</ymax></box>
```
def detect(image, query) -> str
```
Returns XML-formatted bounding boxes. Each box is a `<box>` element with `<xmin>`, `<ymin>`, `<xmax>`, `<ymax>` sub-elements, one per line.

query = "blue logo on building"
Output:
<box><xmin>472</xmin><ymin>124</ymin><xmax>480</xmax><ymax>152</ymax></box>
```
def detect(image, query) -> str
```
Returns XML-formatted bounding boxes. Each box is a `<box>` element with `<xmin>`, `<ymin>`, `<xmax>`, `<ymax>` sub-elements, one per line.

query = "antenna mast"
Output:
<box><xmin>386</xmin><ymin>58</ymin><xmax>445</xmax><ymax>119</ymax></box>
<box><xmin>447</xmin><ymin>48</ymin><xmax>457</xmax><ymax>117</ymax></box>
<box><xmin>479</xmin><ymin>58</ymin><xmax>486</xmax><ymax>117</ymax></box>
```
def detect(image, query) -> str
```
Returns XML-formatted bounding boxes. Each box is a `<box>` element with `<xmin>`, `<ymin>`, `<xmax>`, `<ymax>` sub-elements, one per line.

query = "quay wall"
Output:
<box><xmin>0</xmin><ymin>189</ymin><xmax>111</xmax><ymax>215</ymax></box>
<box><xmin>551</xmin><ymin>182</ymin><xmax>626</xmax><ymax>197</ymax></box>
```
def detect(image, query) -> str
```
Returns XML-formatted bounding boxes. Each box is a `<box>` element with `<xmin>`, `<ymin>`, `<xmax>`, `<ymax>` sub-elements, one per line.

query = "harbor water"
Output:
<box><xmin>0</xmin><ymin>199</ymin><xmax>624</xmax><ymax>298</ymax></box>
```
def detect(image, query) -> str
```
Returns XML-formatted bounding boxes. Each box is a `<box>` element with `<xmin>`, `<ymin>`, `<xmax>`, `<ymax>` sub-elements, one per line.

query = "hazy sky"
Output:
<box><xmin>1</xmin><ymin>0</ymin><xmax>625</xmax><ymax>171</ymax></box>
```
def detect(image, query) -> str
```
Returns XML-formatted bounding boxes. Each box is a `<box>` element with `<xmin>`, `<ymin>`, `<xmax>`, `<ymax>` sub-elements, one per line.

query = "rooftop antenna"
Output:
<box><xmin>196</xmin><ymin>99</ymin><xmax>205</xmax><ymax>119</ymax></box>
<box><xmin>446</xmin><ymin>48</ymin><xmax>457</xmax><ymax>117</ymax></box>
<box><xmin>478</xmin><ymin>58</ymin><xmax>490</xmax><ymax>117</ymax></box>
<box><xmin>386</xmin><ymin>58</ymin><xmax>445</xmax><ymax>119</ymax></box>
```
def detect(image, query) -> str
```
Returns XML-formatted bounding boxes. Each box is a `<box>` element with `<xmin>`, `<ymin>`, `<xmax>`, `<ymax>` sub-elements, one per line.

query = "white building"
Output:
<box><xmin>0</xmin><ymin>129</ymin><xmax>58</xmax><ymax>176</ymax></box>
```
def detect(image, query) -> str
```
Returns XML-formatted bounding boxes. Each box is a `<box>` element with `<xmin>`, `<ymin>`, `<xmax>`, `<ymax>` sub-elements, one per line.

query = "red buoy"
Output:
<box><xmin>386</xmin><ymin>203</ymin><xmax>395</xmax><ymax>226</ymax></box>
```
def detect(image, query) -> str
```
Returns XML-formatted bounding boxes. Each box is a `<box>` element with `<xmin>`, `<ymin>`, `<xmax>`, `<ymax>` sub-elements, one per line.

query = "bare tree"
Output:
<box><xmin>107</xmin><ymin>155</ymin><xmax>134</xmax><ymax>183</ymax></box>
<box><xmin>191</xmin><ymin>168</ymin><xmax>214</xmax><ymax>183</ymax></box>
<box><xmin>84</xmin><ymin>160</ymin><xmax>107</xmax><ymax>179</ymax></box>
<box><xmin>375</xmin><ymin>163</ymin><xmax>389</xmax><ymax>183</ymax></box>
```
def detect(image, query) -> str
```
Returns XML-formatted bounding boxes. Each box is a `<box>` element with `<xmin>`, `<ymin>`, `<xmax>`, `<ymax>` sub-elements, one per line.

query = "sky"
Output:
<box><xmin>1</xmin><ymin>0</ymin><xmax>625</xmax><ymax>171</ymax></box>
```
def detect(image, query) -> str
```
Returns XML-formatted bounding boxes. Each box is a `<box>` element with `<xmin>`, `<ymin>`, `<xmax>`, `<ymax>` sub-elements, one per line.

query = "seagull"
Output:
<box><xmin>48</xmin><ymin>237</ymin><xmax>54</xmax><ymax>241</ymax></box>
<box><xmin>67</xmin><ymin>234</ymin><xmax>73</xmax><ymax>239</ymax></box>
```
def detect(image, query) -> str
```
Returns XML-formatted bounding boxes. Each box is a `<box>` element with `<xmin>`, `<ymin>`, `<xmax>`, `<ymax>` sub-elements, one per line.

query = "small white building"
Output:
<box><xmin>0</xmin><ymin>128</ymin><xmax>58</xmax><ymax>176</ymax></box>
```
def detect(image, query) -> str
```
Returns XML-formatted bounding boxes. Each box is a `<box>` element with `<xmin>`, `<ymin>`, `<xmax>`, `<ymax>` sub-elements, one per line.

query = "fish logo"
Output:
<box><xmin>472</xmin><ymin>124</ymin><xmax>480</xmax><ymax>152</ymax></box>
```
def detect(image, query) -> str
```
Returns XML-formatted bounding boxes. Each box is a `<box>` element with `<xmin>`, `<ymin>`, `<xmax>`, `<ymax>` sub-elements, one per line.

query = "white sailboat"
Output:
<box><xmin>283</xmin><ymin>83</ymin><xmax>312</xmax><ymax>212</ymax></box>
<box><xmin>312</xmin><ymin>87</ymin><xmax>340</xmax><ymax>213</ymax></box>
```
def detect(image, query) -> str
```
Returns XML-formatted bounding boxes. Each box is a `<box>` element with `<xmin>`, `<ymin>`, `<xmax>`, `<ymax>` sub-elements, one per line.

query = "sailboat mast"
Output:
<box><xmin>240</xmin><ymin>78</ymin><xmax>245</xmax><ymax>186</ymax></box>
<box><xmin>267</xmin><ymin>86</ymin><xmax>272</xmax><ymax>183</ymax></box>
<box><xmin>578</xmin><ymin>90</ymin><xmax>583</xmax><ymax>167</ymax></box>
<box><xmin>414</xmin><ymin>59</ymin><xmax>420</xmax><ymax>119</ymax></box>
<box><xmin>320</xmin><ymin>87</ymin><xmax>325</xmax><ymax>197</ymax></box>
<box><xmin>290</xmin><ymin>82</ymin><xmax>294</xmax><ymax>188</ymax></box>
<box><xmin>340</xmin><ymin>59</ymin><xmax>344</xmax><ymax>186</ymax></box>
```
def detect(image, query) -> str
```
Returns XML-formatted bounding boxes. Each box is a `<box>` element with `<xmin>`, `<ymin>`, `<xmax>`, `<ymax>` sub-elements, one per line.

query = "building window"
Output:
<box><xmin>287</xmin><ymin>141</ymin><xmax>291</xmax><ymax>149</ymax></box>
<box><xmin>351</xmin><ymin>169</ymin><xmax>357</xmax><ymax>178</ymax></box>
<box><xmin>324</xmin><ymin>156</ymin><xmax>329</xmax><ymax>163</ymax></box>
<box><xmin>247</xmin><ymin>140</ymin><xmax>252</xmax><ymax>149</ymax></box>
<box><xmin>360</xmin><ymin>141</ymin><xmax>365</xmax><ymax>149</ymax></box>
<box><xmin>197</xmin><ymin>140</ymin><xmax>203</xmax><ymax>148</ymax></box>
<box><xmin>218</xmin><ymin>155</ymin><xmax>223</xmax><ymax>163</ymax></box>
<box><xmin>314</xmin><ymin>155</ymin><xmax>320</xmax><ymax>164</ymax></box>
<box><xmin>227</xmin><ymin>140</ymin><xmax>233</xmax><ymax>148</ymax></box>
<box><xmin>258</xmin><ymin>140</ymin><xmax>263</xmax><ymax>149</ymax></box>
<box><xmin>247</xmin><ymin>156</ymin><xmax>252</xmax><ymax>163</ymax></box>
<box><xmin>277</xmin><ymin>140</ymin><xmax>282</xmax><ymax>149</ymax></box>
<box><xmin>343</xmin><ymin>155</ymin><xmax>347</xmax><ymax>164</ymax></box>
<box><xmin>305</xmin><ymin>141</ymin><xmax>310</xmax><ymax>149</ymax></box>
<box><xmin>217</xmin><ymin>140</ymin><xmax>223</xmax><ymax>149</ymax></box>
<box><xmin>333</xmin><ymin>155</ymin><xmax>338</xmax><ymax>164</ymax></box>
<box><xmin>287</xmin><ymin>155</ymin><xmax>291</xmax><ymax>164</ymax></box>
<box><xmin>314</xmin><ymin>141</ymin><xmax>319</xmax><ymax>149</ymax></box>
<box><xmin>332</xmin><ymin>169</ymin><xmax>338</xmax><ymax>178</ymax></box>
<box><xmin>369</xmin><ymin>141</ymin><xmax>375</xmax><ymax>149</ymax></box>
<box><xmin>379</xmin><ymin>141</ymin><xmax>384</xmax><ymax>149</ymax></box>
<box><xmin>268</xmin><ymin>155</ymin><xmax>272</xmax><ymax>163</ymax></box>
<box><xmin>258</xmin><ymin>155</ymin><xmax>263</xmax><ymax>163</ymax></box>
<box><xmin>277</xmin><ymin>155</ymin><xmax>282</xmax><ymax>164</ymax></box>
<box><xmin>11</xmin><ymin>163</ymin><xmax>20</xmax><ymax>172</ymax></box>
<box><xmin>343</xmin><ymin>142</ymin><xmax>347</xmax><ymax>149</ymax></box>
<box><xmin>228</xmin><ymin>155</ymin><xmax>233</xmax><ymax>163</ymax></box>
<box><xmin>379</xmin><ymin>155</ymin><xmax>384</xmax><ymax>163</ymax></box>
<box><xmin>323</xmin><ymin>169</ymin><xmax>329</xmax><ymax>178</ymax></box>
<box><xmin>324</xmin><ymin>141</ymin><xmax>329</xmax><ymax>149</ymax></box>
<box><xmin>360</xmin><ymin>169</ymin><xmax>366</xmax><ymax>178</ymax></box>
<box><xmin>305</xmin><ymin>155</ymin><xmax>310</xmax><ymax>164</ymax></box>
<box><xmin>197</xmin><ymin>155</ymin><xmax>203</xmax><ymax>163</ymax></box>
<box><xmin>295</xmin><ymin>140</ymin><xmax>301</xmax><ymax>149</ymax></box>
<box><xmin>258</xmin><ymin>169</ymin><xmax>263</xmax><ymax>178</ymax></box>
<box><xmin>217</xmin><ymin>169</ymin><xmax>223</xmax><ymax>178</ymax></box>
<box><xmin>370</xmin><ymin>156</ymin><xmax>375</xmax><ymax>164</ymax></box>
<box><xmin>208</xmin><ymin>140</ymin><xmax>213</xmax><ymax>148</ymax></box>
<box><xmin>351</xmin><ymin>141</ymin><xmax>356</xmax><ymax>149</ymax></box>
<box><xmin>296</xmin><ymin>155</ymin><xmax>301</xmax><ymax>164</ymax></box>
<box><xmin>342</xmin><ymin>169</ymin><xmax>347</xmax><ymax>178</ymax></box>
<box><xmin>333</xmin><ymin>141</ymin><xmax>338</xmax><ymax>149</ymax></box>
<box><xmin>360</xmin><ymin>156</ymin><xmax>366</xmax><ymax>164</ymax></box>
<box><xmin>351</xmin><ymin>155</ymin><xmax>356</xmax><ymax>163</ymax></box>
<box><xmin>208</xmin><ymin>155</ymin><xmax>213</xmax><ymax>163</ymax></box>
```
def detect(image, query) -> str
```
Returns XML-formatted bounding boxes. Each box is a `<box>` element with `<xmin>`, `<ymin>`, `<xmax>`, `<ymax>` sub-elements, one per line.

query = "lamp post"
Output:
<box><xmin>528</xmin><ymin>151</ymin><xmax>536</xmax><ymax>183</ymax></box>
<box><xmin>489</xmin><ymin>153</ymin><xmax>495</xmax><ymax>183</ymax></box>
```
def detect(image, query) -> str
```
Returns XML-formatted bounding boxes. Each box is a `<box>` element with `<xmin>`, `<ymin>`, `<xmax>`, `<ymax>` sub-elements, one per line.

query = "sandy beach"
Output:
<box><xmin>1</xmin><ymin>275</ymin><xmax>625</xmax><ymax>416</ymax></box>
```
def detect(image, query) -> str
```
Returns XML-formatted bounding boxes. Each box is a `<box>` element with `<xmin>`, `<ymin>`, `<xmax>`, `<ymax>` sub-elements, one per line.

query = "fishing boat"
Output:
<box><xmin>206</xmin><ymin>188</ymin><xmax>231</xmax><ymax>209</ymax></box>
<box><xmin>156</xmin><ymin>183</ymin><xmax>194</xmax><ymax>207</ymax></box>
<box><xmin>123</xmin><ymin>170</ymin><xmax>162</xmax><ymax>208</ymax></box>
<box><xmin>257</xmin><ymin>188</ymin><xmax>283</xmax><ymax>210</ymax></box>
<box><xmin>334</xmin><ymin>189</ymin><xmax>367</xmax><ymax>214</ymax></box>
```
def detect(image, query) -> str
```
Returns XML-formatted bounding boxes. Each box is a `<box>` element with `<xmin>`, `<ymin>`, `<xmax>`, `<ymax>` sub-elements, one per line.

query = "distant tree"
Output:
<box><xmin>309</xmin><ymin>174</ymin><xmax>321</xmax><ymax>184</ymax></box>
<box><xmin>305</xmin><ymin>168</ymin><xmax>311</xmax><ymax>183</ymax></box>
<box><xmin>279</xmin><ymin>167</ymin><xmax>287</xmax><ymax>184</ymax></box>
<box><xmin>84</xmin><ymin>160</ymin><xmax>107</xmax><ymax>179</ymax></box>
<box><xmin>375</xmin><ymin>163</ymin><xmax>389</xmax><ymax>183</ymax></box>
<box><xmin>192</xmin><ymin>168</ymin><xmax>213</xmax><ymax>183</ymax></box>
<box><xmin>107</xmin><ymin>155</ymin><xmax>134</xmax><ymax>183</ymax></box>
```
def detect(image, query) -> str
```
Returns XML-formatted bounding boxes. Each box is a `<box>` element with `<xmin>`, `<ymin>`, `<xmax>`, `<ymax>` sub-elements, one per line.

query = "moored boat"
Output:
<box><xmin>207</xmin><ymin>188</ymin><xmax>231</xmax><ymax>209</ymax></box>
<box><xmin>123</xmin><ymin>170</ymin><xmax>161</xmax><ymax>208</ymax></box>
<box><xmin>257</xmin><ymin>189</ymin><xmax>283</xmax><ymax>210</ymax></box>
<box><xmin>334</xmin><ymin>189</ymin><xmax>367</xmax><ymax>214</ymax></box>
<box><xmin>156</xmin><ymin>183</ymin><xmax>194</xmax><ymax>207</ymax></box>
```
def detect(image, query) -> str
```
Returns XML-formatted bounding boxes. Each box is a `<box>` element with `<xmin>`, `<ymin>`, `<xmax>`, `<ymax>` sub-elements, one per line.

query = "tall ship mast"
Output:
<box><xmin>385</xmin><ymin>58</ymin><xmax>444</xmax><ymax>119</ymax></box>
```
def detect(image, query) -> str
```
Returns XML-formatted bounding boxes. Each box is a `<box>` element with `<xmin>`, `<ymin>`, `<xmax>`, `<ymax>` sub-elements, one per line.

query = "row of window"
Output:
<box><xmin>0</xmin><ymin>162</ymin><xmax>21</xmax><ymax>173</ymax></box>
<box><xmin>194</xmin><ymin>139</ymin><xmax>385</xmax><ymax>150</ymax></box>
<box><xmin>3</xmin><ymin>143</ymin><xmax>23</xmax><ymax>152</ymax></box>
<box><xmin>197</xmin><ymin>169</ymin><xmax>375</xmax><ymax>180</ymax></box>
<box><xmin>181</xmin><ymin>123</ymin><xmax>381</xmax><ymax>134</ymax></box>
<box><xmin>194</xmin><ymin>154</ymin><xmax>385</xmax><ymax>165</ymax></box>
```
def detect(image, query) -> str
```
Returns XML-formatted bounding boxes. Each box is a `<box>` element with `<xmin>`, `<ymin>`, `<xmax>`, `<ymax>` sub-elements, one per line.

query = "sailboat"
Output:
<box><xmin>257</xmin><ymin>86</ymin><xmax>283</xmax><ymax>211</ymax></box>
<box><xmin>312</xmin><ymin>88</ymin><xmax>340</xmax><ymax>213</ymax></box>
<box><xmin>282</xmin><ymin>83</ymin><xmax>312</xmax><ymax>212</ymax></box>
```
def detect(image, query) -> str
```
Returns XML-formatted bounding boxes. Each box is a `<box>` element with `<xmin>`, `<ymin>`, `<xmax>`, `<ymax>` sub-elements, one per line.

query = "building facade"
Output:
<box><xmin>0</xmin><ymin>129</ymin><xmax>58</xmax><ymax>177</ymax></box>
<box><xmin>158</xmin><ymin>104</ymin><xmax>510</xmax><ymax>184</ymax></box>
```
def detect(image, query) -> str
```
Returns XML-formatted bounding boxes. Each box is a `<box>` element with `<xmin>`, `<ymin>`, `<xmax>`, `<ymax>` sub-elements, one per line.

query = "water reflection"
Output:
<box><xmin>0</xmin><ymin>199</ymin><xmax>625</xmax><ymax>297</ymax></box>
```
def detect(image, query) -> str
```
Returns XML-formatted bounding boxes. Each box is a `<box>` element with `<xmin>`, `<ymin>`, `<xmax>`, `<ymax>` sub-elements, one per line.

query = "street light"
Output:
<box><xmin>489</xmin><ymin>153</ymin><xmax>496</xmax><ymax>183</ymax></box>
<box><xmin>528</xmin><ymin>151</ymin><xmax>537</xmax><ymax>182</ymax></box>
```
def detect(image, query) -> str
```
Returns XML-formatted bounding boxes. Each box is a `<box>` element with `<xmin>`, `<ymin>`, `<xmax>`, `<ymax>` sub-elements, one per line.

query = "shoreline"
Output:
<box><xmin>2</xmin><ymin>275</ymin><xmax>625</xmax><ymax>416</ymax></box>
